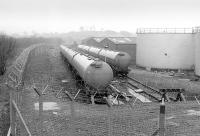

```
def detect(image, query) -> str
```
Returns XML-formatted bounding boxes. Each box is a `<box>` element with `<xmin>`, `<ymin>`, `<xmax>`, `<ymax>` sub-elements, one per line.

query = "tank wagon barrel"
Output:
<box><xmin>60</xmin><ymin>45</ymin><xmax>113</xmax><ymax>91</ymax></box>
<box><xmin>78</xmin><ymin>45</ymin><xmax>131</xmax><ymax>75</ymax></box>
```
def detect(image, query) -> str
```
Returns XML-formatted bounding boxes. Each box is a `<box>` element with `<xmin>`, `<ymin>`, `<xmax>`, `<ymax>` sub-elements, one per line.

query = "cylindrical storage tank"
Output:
<box><xmin>60</xmin><ymin>45</ymin><xmax>113</xmax><ymax>90</ymax></box>
<box><xmin>195</xmin><ymin>32</ymin><xmax>200</xmax><ymax>76</ymax></box>
<box><xmin>78</xmin><ymin>45</ymin><xmax>131</xmax><ymax>72</ymax></box>
<box><xmin>136</xmin><ymin>33</ymin><xmax>195</xmax><ymax>70</ymax></box>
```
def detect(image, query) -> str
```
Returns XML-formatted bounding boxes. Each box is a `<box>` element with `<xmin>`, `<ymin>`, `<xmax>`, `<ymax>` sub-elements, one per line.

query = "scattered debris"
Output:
<box><xmin>186</xmin><ymin>110</ymin><xmax>200</xmax><ymax>116</ymax></box>
<box><xmin>34</xmin><ymin>102</ymin><xmax>60</xmax><ymax>111</ymax></box>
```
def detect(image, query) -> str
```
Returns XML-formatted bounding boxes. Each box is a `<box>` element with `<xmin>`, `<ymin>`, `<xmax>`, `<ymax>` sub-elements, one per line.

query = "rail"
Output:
<box><xmin>127</xmin><ymin>81</ymin><xmax>160</xmax><ymax>101</ymax></box>
<box><xmin>127</xmin><ymin>76</ymin><xmax>162</xmax><ymax>95</ymax></box>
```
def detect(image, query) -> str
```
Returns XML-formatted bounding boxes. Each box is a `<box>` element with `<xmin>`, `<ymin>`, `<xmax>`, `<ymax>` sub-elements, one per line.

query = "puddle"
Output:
<box><xmin>186</xmin><ymin>110</ymin><xmax>200</xmax><ymax>116</ymax></box>
<box><xmin>166</xmin><ymin>116</ymin><xmax>176</xmax><ymax>120</ymax></box>
<box><xmin>34</xmin><ymin>102</ymin><xmax>60</xmax><ymax>111</ymax></box>
<box><xmin>150</xmin><ymin>115</ymin><xmax>176</xmax><ymax>122</ymax></box>
<box><xmin>167</xmin><ymin>121</ymin><xmax>179</xmax><ymax>127</ymax></box>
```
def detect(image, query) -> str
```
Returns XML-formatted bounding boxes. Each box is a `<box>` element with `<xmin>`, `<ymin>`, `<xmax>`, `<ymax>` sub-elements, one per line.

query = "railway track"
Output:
<box><xmin>126</xmin><ymin>76</ymin><xmax>162</xmax><ymax>102</ymax></box>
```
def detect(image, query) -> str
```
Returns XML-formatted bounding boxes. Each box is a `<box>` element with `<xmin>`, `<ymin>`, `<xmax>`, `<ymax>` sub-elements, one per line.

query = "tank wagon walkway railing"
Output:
<box><xmin>137</xmin><ymin>27</ymin><xmax>200</xmax><ymax>34</ymax></box>
<box><xmin>5</xmin><ymin>44</ymin><xmax>43</xmax><ymax>136</ymax></box>
<box><xmin>137</xmin><ymin>28</ymin><xmax>194</xmax><ymax>34</ymax></box>
<box><xmin>193</xmin><ymin>26</ymin><xmax>200</xmax><ymax>33</ymax></box>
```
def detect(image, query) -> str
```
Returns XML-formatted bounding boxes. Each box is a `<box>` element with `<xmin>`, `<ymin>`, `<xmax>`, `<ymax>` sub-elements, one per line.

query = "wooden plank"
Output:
<box><xmin>6</xmin><ymin>127</ymin><xmax>11</xmax><ymax>136</ymax></box>
<box><xmin>104</xmin><ymin>97</ymin><xmax>112</xmax><ymax>107</ymax></box>
<box><xmin>128</xmin><ymin>88</ymin><xmax>151</xmax><ymax>103</ymax></box>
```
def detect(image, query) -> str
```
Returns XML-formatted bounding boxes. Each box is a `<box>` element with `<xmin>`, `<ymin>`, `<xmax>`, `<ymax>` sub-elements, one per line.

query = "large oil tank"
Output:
<box><xmin>136</xmin><ymin>29</ymin><xmax>195</xmax><ymax>70</ymax></box>
<box><xmin>195</xmin><ymin>31</ymin><xmax>200</xmax><ymax>76</ymax></box>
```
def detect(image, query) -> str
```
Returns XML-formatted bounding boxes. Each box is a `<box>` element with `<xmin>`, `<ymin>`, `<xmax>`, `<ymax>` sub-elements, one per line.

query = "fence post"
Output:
<box><xmin>91</xmin><ymin>95</ymin><xmax>95</xmax><ymax>105</ymax></box>
<box><xmin>159</xmin><ymin>98</ymin><xmax>165</xmax><ymax>136</ymax></box>
<box><xmin>70</xmin><ymin>97</ymin><xmax>75</xmax><ymax>136</ymax></box>
<box><xmin>104</xmin><ymin>97</ymin><xmax>112</xmax><ymax>136</ymax></box>
<box><xmin>6</xmin><ymin>82</ymin><xmax>16</xmax><ymax>136</ymax></box>
<box><xmin>10</xmin><ymin>93</ymin><xmax>16</xmax><ymax>136</ymax></box>
<box><xmin>33</xmin><ymin>87</ymin><xmax>43</xmax><ymax>135</ymax></box>
<box><xmin>64</xmin><ymin>91</ymin><xmax>75</xmax><ymax>136</ymax></box>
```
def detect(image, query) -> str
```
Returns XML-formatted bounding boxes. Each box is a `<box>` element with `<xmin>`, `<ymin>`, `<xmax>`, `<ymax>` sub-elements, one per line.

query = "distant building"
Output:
<box><xmin>81</xmin><ymin>37</ymin><xmax>104</xmax><ymax>47</ymax></box>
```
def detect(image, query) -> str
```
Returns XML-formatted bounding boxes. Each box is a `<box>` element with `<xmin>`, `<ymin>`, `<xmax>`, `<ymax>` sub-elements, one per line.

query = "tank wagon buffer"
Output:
<box><xmin>60</xmin><ymin>45</ymin><xmax>114</xmax><ymax>101</ymax></box>
<box><xmin>78</xmin><ymin>45</ymin><xmax>131</xmax><ymax>76</ymax></box>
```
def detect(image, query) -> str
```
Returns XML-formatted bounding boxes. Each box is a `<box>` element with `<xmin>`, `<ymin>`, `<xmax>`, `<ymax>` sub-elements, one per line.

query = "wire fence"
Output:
<box><xmin>8</xmin><ymin>76</ymin><xmax>200</xmax><ymax>136</ymax></box>
<box><xmin>5</xmin><ymin>43</ymin><xmax>200</xmax><ymax>136</ymax></box>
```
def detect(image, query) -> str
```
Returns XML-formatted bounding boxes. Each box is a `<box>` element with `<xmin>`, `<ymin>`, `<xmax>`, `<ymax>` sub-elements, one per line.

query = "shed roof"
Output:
<box><xmin>82</xmin><ymin>37</ymin><xmax>136</xmax><ymax>44</ymax></box>
<box><xmin>92</xmin><ymin>37</ymin><xmax>105</xmax><ymax>42</ymax></box>
<box><xmin>106</xmin><ymin>37</ymin><xmax>136</xmax><ymax>44</ymax></box>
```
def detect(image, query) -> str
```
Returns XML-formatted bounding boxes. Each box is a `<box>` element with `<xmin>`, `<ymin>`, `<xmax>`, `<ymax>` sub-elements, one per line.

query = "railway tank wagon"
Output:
<box><xmin>60</xmin><ymin>45</ymin><xmax>113</xmax><ymax>92</ymax></box>
<box><xmin>78</xmin><ymin>45</ymin><xmax>131</xmax><ymax>75</ymax></box>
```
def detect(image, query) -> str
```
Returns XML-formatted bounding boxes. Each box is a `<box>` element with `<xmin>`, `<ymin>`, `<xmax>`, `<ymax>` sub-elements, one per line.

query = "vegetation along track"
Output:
<box><xmin>126</xmin><ymin>76</ymin><xmax>162</xmax><ymax>102</ymax></box>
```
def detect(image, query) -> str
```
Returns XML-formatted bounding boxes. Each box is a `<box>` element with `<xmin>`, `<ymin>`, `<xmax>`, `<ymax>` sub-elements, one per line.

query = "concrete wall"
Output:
<box><xmin>195</xmin><ymin>33</ymin><xmax>200</xmax><ymax>76</ymax></box>
<box><xmin>136</xmin><ymin>33</ymin><xmax>195</xmax><ymax>70</ymax></box>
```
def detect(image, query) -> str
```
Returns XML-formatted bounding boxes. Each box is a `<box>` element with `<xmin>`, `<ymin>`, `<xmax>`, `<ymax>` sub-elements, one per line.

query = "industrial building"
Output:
<box><xmin>136</xmin><ymin>27</ymin><xmax>200</xmax><ymax>77</ymax></box>
<box><xmin>81</xmin><ymin>37</ymin><xmax>104</xmax><ymax>47</ymax></box>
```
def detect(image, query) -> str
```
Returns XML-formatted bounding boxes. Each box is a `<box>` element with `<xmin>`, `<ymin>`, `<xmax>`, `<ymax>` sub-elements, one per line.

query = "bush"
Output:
<box><xmin>0</xmin><ymin>34</ymin><xmax>16</xmax><ymax>75</ymax></box>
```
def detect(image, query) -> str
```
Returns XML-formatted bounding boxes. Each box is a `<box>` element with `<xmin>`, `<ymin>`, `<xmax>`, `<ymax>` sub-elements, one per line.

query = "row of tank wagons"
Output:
<box><xmin>60</xmin><ymin>45</ymin><xmax>113</xmax><ymax>92</ymax></box>
<box><xmin>77</xmin><ymin>45</ymin><xmax>131</xmax><ymax>75</ymax></box>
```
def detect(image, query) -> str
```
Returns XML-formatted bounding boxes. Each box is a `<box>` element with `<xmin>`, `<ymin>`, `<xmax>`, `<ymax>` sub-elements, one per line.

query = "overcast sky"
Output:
<box><xmin>0</xmin><ymin>0</ymin><xmax>200</xmax><ymax>34</ymax></box>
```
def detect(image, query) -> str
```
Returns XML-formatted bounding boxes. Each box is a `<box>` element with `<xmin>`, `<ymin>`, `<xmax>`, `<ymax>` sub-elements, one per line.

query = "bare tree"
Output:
<box><xmin>0</xmin><ymin>34</ymin><xmax>16</xmax><ymax>75</ymax></box>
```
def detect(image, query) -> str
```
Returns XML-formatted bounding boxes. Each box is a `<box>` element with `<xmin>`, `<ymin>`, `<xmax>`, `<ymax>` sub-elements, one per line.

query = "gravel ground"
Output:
<box><xmin>13</xmin><ymin>44</ymin><xmax>200</xmax><ymax>136</ymax></box>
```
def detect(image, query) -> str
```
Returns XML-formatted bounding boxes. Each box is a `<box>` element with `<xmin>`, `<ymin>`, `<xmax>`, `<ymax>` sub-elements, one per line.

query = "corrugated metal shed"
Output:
<box><xmin>81</xmin><ymin>37</ymin><xmax>104</xmax><ymax>47</ymax></box>
<box><xmin>106</xmin><ymin>37</ymin><xmax>136</xmax><ymax>44</ymax></box>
